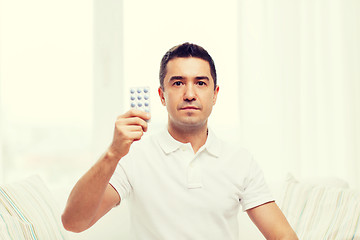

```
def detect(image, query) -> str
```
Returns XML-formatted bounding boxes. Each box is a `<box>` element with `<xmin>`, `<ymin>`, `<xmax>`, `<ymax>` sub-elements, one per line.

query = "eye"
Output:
<box><xmin>173</xmin><ymin>81</ymin><xmax>183</xmax><ymax>86</ymax></box>
<box><xmin>197</xmin><ymin>81</ymin><xmax>207</xmax><ymax>86</ymax></box>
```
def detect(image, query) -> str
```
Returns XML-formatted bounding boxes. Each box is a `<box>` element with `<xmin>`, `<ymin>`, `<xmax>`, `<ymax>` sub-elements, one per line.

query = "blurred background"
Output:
<box><xmin>0</xmin><ymin>0</ymin><xmax>359</xmax><ymax>194</ymax></box>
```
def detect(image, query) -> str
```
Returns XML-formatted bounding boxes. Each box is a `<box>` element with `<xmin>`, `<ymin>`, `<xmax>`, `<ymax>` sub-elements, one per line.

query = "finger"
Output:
<box><xmin>126</xmin><ymin>125</ymin><xmax>144</xmax><ymax>133</ymax></box>
<box><xmin>121</xmin><ymin>116</ymin><xmax>149</xmax><ymax>132</ymax></box>
<box><xmin>115</xmin><ymin>125</ymin><xmax>143</xmax><ymax>141</ymax></box>
<box><xmin>126</xmin><ymin>127</ymin><xmax>144</xmax><ymax>141</ymax></box>
<box><xmin>122</xmin><ymin>108</ymin><xmax>151</xmax><ymax>121</ymax></box>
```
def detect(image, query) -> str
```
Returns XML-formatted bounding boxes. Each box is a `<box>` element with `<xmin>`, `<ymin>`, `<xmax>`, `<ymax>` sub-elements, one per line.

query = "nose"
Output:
<box><xmin>183</xmin><ymin>84</ymin><xmax>196</xmax><ymax>102</ymax></box>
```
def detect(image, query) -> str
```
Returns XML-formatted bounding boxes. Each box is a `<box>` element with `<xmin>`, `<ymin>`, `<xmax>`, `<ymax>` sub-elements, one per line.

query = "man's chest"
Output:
<box><xmin>130</xmin><ymin>150</ymin><xmax>244</xmax><ymax>218</ymax></box>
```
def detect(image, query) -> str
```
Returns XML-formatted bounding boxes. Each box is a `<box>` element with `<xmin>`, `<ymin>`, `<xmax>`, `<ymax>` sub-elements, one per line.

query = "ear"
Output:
<box><xmin>212</xmin><ymin>85</ymin><xmax>220</xmax><ymax>105</ymax></box>
<box><xmin>158</xmin><ymin>87</ymin><xmax>166</xmax><ymax>106</ymax></box>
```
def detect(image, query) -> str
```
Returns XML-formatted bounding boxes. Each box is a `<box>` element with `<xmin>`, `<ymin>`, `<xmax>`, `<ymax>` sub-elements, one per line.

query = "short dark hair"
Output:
<box><xmin>159</xmin><ymin>42</ymin><xmax>217</xmax><ymax>90</ymax></box>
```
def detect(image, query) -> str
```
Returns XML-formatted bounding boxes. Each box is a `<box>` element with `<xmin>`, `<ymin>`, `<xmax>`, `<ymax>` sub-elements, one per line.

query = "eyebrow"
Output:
<box><xmin>169</xmin><ymin>76</ymin><xmax>184</xmax><ymax>81</ymax></box>
<box><xmin>169</xmin><ymin>76</ymin><xmax>210</xmax><ymax>81</ymax></box>
<box><xmin>195</xmin><ymin>76</ymin><xmax>210</xmax><ymax>81</ymax></box>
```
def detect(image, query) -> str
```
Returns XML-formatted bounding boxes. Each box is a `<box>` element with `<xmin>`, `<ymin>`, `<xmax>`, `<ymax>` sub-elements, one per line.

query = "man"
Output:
<box><xmin>62</xmin><ymin>43</ymin><xmax>298</xmax><ymax>239</ymax></box>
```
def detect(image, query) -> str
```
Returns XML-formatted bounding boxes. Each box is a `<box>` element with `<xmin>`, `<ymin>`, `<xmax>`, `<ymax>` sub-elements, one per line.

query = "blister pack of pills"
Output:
<box><xmin>130</xmin><ymin>87</ymin><xmax>150</xmax><ymax>113</ymax></box>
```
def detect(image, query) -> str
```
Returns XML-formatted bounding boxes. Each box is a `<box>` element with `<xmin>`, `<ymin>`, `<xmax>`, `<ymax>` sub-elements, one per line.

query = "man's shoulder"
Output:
<box><xmin>221</xmin><ymin>141</ymin><xmax>253</xmax><ymax>161</ymax></box>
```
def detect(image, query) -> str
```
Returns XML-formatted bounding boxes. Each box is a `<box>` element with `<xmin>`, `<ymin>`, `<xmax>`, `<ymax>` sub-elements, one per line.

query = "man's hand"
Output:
<box><xmin>108</xmin><ymin>109</ymin><xmax>151</xmax><ymax>160</ymax></box>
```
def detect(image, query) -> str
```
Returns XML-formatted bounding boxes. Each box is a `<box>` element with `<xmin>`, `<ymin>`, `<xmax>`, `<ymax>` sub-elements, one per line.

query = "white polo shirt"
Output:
<box><xmin>109</xmin><ymin>128</ymin><xmax>274</xmax><ymax>240</ymax></box>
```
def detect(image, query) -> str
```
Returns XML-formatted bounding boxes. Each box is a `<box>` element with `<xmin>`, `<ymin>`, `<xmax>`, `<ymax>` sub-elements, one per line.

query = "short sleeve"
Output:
<box><xmin>109</xmin><ymin>155</ymin><xmax>133</xmax><ymax>202</ymax></box>
<box><xmin>240</xmin><ymin>158</ymin><xmax>275</xmax><ymax>211</ymax></box>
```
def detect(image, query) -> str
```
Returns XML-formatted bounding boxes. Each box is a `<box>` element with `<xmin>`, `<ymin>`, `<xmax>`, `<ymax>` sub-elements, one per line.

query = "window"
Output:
<box><xmin>0</xmin><ymin>0</ymin><xmax>93</xmax><ymax>182</ymax></box>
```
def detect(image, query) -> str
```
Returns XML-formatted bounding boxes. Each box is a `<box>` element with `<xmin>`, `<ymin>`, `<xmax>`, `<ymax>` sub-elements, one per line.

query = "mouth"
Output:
<box><xmin>180</xmin><ymin>106</ymin><xmax>200</xmax><ymax>111</ymax></box>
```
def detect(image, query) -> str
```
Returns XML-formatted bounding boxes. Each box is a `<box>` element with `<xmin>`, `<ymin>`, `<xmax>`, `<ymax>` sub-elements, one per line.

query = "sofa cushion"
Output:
<box><xmin>280</xmin><ymin>174</ymin><xmax>360</xmax><ymax>239</ymax></box>
<box><xmin>0</xmin><ymin>214</ymin><xmax>36</xmax><ymax>239</ymax></box>
<box><xmin>0</xmin><ymin>175</ymin><xmax>68</xmax><ymax>240</ymax></box>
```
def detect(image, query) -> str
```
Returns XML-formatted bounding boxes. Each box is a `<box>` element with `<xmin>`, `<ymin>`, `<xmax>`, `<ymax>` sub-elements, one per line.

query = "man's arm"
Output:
<box><xmin>247</xmin><ymin>201</ymin><xmax>298</xmax><ymax>240</ymax></box>
<box><xmin>61</xmin><ymin>109</ymin><xmax>150</xmax><ymax>233</ymax></box>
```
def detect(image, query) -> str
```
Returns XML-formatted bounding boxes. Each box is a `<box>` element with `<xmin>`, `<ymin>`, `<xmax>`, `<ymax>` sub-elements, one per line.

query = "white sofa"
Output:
<box><xmin>0</xmin><ymin>176</ymin><xmax>68</xmax><ymax>240</ymax></box>
<box><xmin>1</xmin><ymin>174</ymin><xmax>359</xmax><ymax>239</ymax></box>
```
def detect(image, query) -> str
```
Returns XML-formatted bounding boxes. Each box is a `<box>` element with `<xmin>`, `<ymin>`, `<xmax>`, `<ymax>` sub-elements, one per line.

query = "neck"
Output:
<box><xmin>167</xmin><ymin>122</ymin><xmax>208</xmax><ymax>153</ymax></box>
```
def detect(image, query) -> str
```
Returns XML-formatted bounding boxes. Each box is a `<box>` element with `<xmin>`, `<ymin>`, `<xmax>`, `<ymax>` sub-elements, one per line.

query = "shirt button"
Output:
<box><xmin>189</xmin><ymin>162</ymin><xmax>195</xmax><ymax>169</ymax></box>
<box><xmin>181</xmin><ymin>145</ymin><xmax>187</xmax><ymax>151</ymax></box>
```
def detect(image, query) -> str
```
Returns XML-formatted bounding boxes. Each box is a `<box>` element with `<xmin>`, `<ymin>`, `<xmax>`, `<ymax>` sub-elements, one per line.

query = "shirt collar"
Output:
<box><xmin>204</xmin><ymin>128</ymin><xmax>221</xmax><ymax>157</ymax></box>
<box><xmin>157</xmin><ymin>127</ymin><xmax>221</xmax><ymax>157</ymax></box>
<box><xmin>157</xmin><ymin>127</ymin><xmax>183</xmax><ymax>154</ymax></box>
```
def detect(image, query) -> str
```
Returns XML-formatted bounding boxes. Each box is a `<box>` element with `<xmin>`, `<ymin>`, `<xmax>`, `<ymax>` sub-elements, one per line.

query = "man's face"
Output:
<box><xmin>158</xmin><ymin>57</ymin><xmax>219</xmax><ymax>130</ymax></box>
